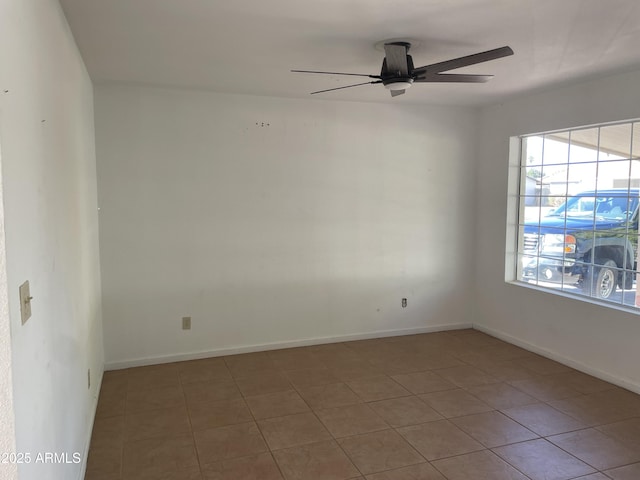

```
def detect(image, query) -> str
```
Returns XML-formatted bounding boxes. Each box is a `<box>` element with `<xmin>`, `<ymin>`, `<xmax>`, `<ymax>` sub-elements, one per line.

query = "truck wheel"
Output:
<box><xmin>624</xmin><ymin>270</ymin><xmax>634</xmax><ymax>290</ymax></box>
<box><xmin>587</xmin><ymin>259</ymin><xmax>617</xmax><ymax>299</ymax></box>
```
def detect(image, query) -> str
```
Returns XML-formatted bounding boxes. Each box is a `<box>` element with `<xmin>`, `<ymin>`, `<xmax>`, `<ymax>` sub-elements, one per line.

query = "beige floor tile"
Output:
<box><xmin>88</xmin><ymin>334</ymin><xmax>640</xmax><ymax>480</ymax></box>
<box><xmin>307</xmin><ymin>342</ymin><xmax>360</xmax><ymax>358</ymax></box>
<box><xmin>368</xmin><ymin>396</ymin><xmax>442</xmax><ymax>427</ymax></box>
<box><xmin>124</xmin><ymin>405</ymin><xmax>191</xmax><ymax>442</ymax></box>
<box><xmin>297</xmin><ymin>383</ymin><xmax>362</xmax><ymax>410</ymax></box>
<box><xmin>328</xmin><ymin>362</ymin><xmax>382</xmax><ymax>382</ymax></box>
<box><xmin>258</xmin><ymin>412</ymin><xmax>332</xmax><ymax>450</ymax></box>
<box><xmin>273</xmin><ymin>440</ymin><xmax>360</xmax><ymax>480</ymax></box>
<box><xmin>188</xmin><ymin>397</ymin><xmax>253</xmax><ymax>431</ymax></box>
<box><xmin>338</xmin><ymin>430</ymin><xmax>424</xmax><ymax>475</ymax></box>
<box><xmin>548</xmin><ymin>428</ymin><xmax>640</xmax><ymax>470</ymax></box>
<box><xmin>96</xmin><ymin>386</ymin><xmax>127</xmax><ymax>419</ymax></box>
<box><xmin>597</xmin><ymin>417</ymin><xmax>640</xmax><ymax>451</ymax></box>
<box><xmin>268</xmin><ymin>348</ymin><xmax>326</xmax><ymax>371</ymax></box>
<box><xmin>360</xmin><ymin>359</ymin><xmax>412</xmax><ymax>377</ymax></box>
<box><xmin>456</xmin><ymin>331</ymin><xmax>507</xmax><ymax>348</ymax></box>
<box><xmin>605</xmin><ymin>462</ymin><xmax>640</xmax><ymax>480</ymax></box>
<box><xmin>183</xmin><ymin>378</ymin><xmax>242</xmax><ymax>407</ymax></box>
<box><xmin>123</xmin><ymin>467</ymin><xmax>202</xmax><ymax>480</ymax></box>
<box><xmin>549</xmin><ymin>392</ymin><xmax>638</xmax><ymax>427</ymax></box>
<box><xmin>501</xmin><ymin>403</ymin><xmax>587</xmax><ymax>436</ymax></box>
<box><xmin>465</xmin><ymin>383</ymin><xmax>538</xmax><ymax>410</ymax></box>
<box><xmin>347</xmin><ymin>376</ymin><xmax>411</xmax><ymax>402</ymax></box>
<box><xmin>177</xmin><ymin>358</ymin><xmax>232</xmax><ymax>385</ymax></box>
<box><xmin>367</xmin><ymin>354</ymin><xmax>437</xmax><ymax>376</ymax></box>
<box><xmin>412</xmin><ymin>354</ymin><xmax>466</xmax><ymax>371</ymax></box>
<box><xmin>509</xmin><ymin>376</ymin><xmax>583</xmax><ymax>402</ymax></box>
<box><xmin>444</xmin><ymin>328</ymin><xmax>475</xmax><ymax>337</ymax></box>
<box><xmin>451</xmin><ymin>411</ymin><xmax>538</xmax><ymax>448</ymax></box>
<box><xmin>364</xmin><ymin>462</ymin><xmax>446</xmax><ymax>479</ymax></box>
<box><xmin>224</xmin><ymin>352</ymin><xmax>276</xmax><ymax>377</ymax></box>
<box><xmin>571</xmin><ymin>474</ymin><xmax>612</xmax><ymax>480</ymax></box>
<box><xmin>431</xmin><ymin>366</ymin><xmax>499</xmax><ymax>388</ymax></box>
<box><xmin>201</xmin><ymin>452</ymin><xmax>283</xmax><ymax>480</ymax></box>
<box><xmin>85</xmin><ymin>446</ymin><xmax>122</xmax><ymax>479</ymax></box>
<box><xmin>431</xmin><ymin>450</ymin><xmax>528</xmax><ymax>480</ymax></box>
<box><xmin>90</xmin><ymin>415</ymin><xmax>124</xmax><ymax>449</ymax></box>
<box><xmin>419</xmin><ymin>389</ymin><xmax>493</xmax><ymax>418</ymax></box>
<box><xmin>127</xmin><ymin>364</ymin><xmax>181</xmax><ymax>392</ymax></box>
<box><xmin>122</xmin><ymin>434</ymin><xmax>198</xmax><ymax>478</ymax></box>
<box><xmin>588</xmin><ymin>389</ymin><xmax>640</xmax><ymax>420</ymax></box>
<box><xmin>476</xmin><ymin>344</ymin><xmax>534</xmax><ymax>362</ymax></box>
<box><xmin>125</xmin><ymin>384</ymin><xmax>186</xmax><ymax>414</ymax></box>
<box><xmin>517</xmin><ymin>356</ymin><xmax>574</xmax><ymax>376</ymax></box>
<box><xmin>234</xmin><ymin>371</ymin><xmax>292</xmax><ymax>397</ymax></box>
<box><xmin>493</xmin><ymin>438</ymin><xmax>595</xmax><ymax>480</ymax></box>
<box><xmin>343</xmin><ymin>338</ymin><xmax>392</xmax><ymax>356</ymax></box>
<box><xmin>245</xmin><ymin>390</ymin><xmax>310</xmax><ymax>420</ymax></box>
<box><xmin>102</xmin><ymin>369</ymin><xmax>129</xmax><ymax>387</ymax></box>
<box><xmin>390</xmin><ymin>371</ymin><xmax>456</xmax><ymax>395</ymax></box>
<box><xmin>194</xmin><ymin>422</ymin><xmax>268</xmax><ymax>465</ymax></box>
<box><xmin>98</xmin><ymin>371</ymin><xmax>128</xmax><ymax>412</ymax></box>
<box><xmin>314</xmin><ymin>352</ymin><xmax>365</xmax><ymax>370</ymax></box>
<box><xmin>285</xmin><ymin>368</ymin><xmax>342</xmax><ymax>389</ymax></box>
<box><xmin>547</xmin><ymin>371</ymin><xmax>617</xmax><ymax>395</ymax></box>
<box><xmin>315</xmin><ymin>404</ymin><xmax>389</xmax><ymax>438</ymax></box>
<box><xmin>396</xmin><ymin>420</ymin><xmax>484</xmax><ymax>461</ymax></box>
<box><xmin>477</xmin><ymin>360</ymin><xmax>537</xmax><ymax>382</ymax></box>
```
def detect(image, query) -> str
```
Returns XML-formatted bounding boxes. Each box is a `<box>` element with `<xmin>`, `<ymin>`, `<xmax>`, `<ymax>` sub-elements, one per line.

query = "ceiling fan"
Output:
<box><xmin>292</xmin><ymin>42</ymin><xmax>514</xmax><ymax>97</ymax></box>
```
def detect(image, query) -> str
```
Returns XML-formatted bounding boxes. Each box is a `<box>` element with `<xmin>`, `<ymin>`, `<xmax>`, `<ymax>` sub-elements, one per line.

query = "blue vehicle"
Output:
<box><xmin>521</xmin><ymin>189</ymin><xmax>639</xmax><ymax>299</ymax></box>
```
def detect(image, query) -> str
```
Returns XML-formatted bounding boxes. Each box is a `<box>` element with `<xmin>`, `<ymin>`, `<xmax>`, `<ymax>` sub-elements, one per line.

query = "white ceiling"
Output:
<box><xmin>59</xmin><ymin>0</ymin><xmax>640</xmax><ymax>106</ymax></box>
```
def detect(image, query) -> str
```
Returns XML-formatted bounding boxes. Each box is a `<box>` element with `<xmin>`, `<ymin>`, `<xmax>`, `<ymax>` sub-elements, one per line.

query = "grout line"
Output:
<box><xmin>225</xmin><ymin>357</ymin><xmax>288</xmax><ymax>479</ymax></box>
<box><xmin>177</xmin><ymin>367</ymin><xmax>205</xmax><ymax>478</ymax></box>
<box><xmin>93</xmin><ymin>332</ymin><xmax>640</xmax><ymax>479</ymax></box>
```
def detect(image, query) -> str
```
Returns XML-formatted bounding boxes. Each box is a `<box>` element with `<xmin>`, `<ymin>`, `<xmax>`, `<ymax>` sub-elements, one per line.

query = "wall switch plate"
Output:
<box><xmin>19</xmin><ymin>281</ymin><xmax>32</xmax><ymax>324</ymax></box>
<box><xmin>182</xmin><ymin>316</ymin><xmax>191</xmax><ymax>330</ymax></box>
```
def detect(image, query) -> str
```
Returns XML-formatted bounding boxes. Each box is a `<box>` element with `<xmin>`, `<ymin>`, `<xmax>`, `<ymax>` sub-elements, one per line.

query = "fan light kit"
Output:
<box><xmin>292</xmin><ymin>41</ymin><xmax>514</xmax><ymax>97</ymax></box>
<box><xmin>385</xmin><ymin>79</ymin><xmax>413</xmax><ymax>91</ymax></box>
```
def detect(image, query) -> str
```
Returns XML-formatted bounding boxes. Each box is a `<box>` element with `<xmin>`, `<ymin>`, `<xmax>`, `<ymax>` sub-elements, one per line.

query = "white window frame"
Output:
<box><xmin>506</xmin><ymin>119</ymin><xmax>640</xmax><ymax>313</ymax></box>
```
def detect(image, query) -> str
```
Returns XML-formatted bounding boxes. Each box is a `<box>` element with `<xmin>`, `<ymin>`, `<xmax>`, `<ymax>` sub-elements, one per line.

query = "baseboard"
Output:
<box><xmin>77</xmin><ymin>369</ymin><xmax>104</xmax><ymax>480</ymax></box>
<box><xmin>473</xmin><ymin>324</ymin><xmax>640</xmax><ymax>395</ymax></box>
<box><xmin>105</xmin><ymin>322</ymin><xmax>473</xmax><ymax>370</ymax></box>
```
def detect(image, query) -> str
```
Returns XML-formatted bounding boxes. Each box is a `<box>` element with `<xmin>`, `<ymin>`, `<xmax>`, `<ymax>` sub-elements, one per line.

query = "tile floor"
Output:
<box><xmin>85</xmin><ymin>329</ymin><xmax>640</xmax><ymax>479</ymax></box>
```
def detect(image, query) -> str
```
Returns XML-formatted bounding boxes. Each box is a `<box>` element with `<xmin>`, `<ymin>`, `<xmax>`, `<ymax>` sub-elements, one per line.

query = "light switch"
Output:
<box><xmin>19</xmin><ymin>281</ymin><xmax>32</xmax><ymax>324</ymax></box>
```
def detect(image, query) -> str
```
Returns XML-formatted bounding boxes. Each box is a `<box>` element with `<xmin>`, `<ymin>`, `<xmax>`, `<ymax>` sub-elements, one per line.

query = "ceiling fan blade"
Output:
<box><xmin>413</xmin><ymin>46</ymin><xmax>513</xmax><ymax>75</ymax></box>
<box><xmin>415</xmin><ymin>74</ymin><xmax>494</xmax><ymax>83</ymax></box>
<box><xmin>384</xmin><ymin>43</ymin><xmax>409</xmax><ymax>75</ymax></box>
<box><xmin>310</xmin><ymin>81</ymin><xmax>382</xmax><ymax>95</ymax></box>
<box><xmin>390</xmin><ymin>89</ymin><xmax>405</xmax><ymax>97</ymax></box>
<box><xmin>292</xmin><ymin>69</ymin><xmax>381</xmax><ymax>79</ymax></box>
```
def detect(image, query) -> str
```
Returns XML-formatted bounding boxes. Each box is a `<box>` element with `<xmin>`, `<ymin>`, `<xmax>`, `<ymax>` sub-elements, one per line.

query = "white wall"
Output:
<box><xmin>95</xmin><ymin>86</ymin><xmax>478</xmax><ymax>367</ymax></box>
<box><xmin>476</xmin><ymin>69</ymin><xmax>640</xmax><ymax>392</ymax></box>
<box><xmin>0</xmin><ymin>145</ymin><xmax>16</xmax><ymax>480</ymax></box>
<box><xmin>0</xmin><ymin>1</ymin><xmax>103</xmax><ymax>479</ymax></box>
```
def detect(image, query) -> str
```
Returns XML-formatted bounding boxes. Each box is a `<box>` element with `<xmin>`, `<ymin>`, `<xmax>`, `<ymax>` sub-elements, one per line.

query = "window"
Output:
<box><xmin>513</xmin><ymin>120</ymin><xmax>640</xmax><ymax>309</ymax></box>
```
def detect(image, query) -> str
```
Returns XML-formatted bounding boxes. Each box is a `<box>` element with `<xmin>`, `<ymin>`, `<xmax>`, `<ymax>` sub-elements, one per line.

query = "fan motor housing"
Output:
<box><xmin>381</xmin><ymin>53</ymin><xmax>415</xmax><ymax>76</ymax></box>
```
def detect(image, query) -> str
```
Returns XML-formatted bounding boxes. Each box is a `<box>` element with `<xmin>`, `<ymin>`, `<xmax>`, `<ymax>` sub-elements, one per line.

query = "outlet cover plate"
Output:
<box><xmin>182</xmin><ymin>316</ymin><xmax>191</xmax><ymax>330</ymax></box>
<box><xmin>19</xmin><ymin>281</ymin><xmax>32</xmax><ymax>324</ymax></box>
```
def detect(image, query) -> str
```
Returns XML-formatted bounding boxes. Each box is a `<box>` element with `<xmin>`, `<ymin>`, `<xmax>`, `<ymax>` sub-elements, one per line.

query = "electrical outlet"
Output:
<box><xmin>182</xmin><ymin>316</ymin><xmax>191</xmax><ymax>330</ymax></box>
<box><xmin>402</xmin><ymin>298</ymin><xmax>407</xmax><ymax>308</ymax></box>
